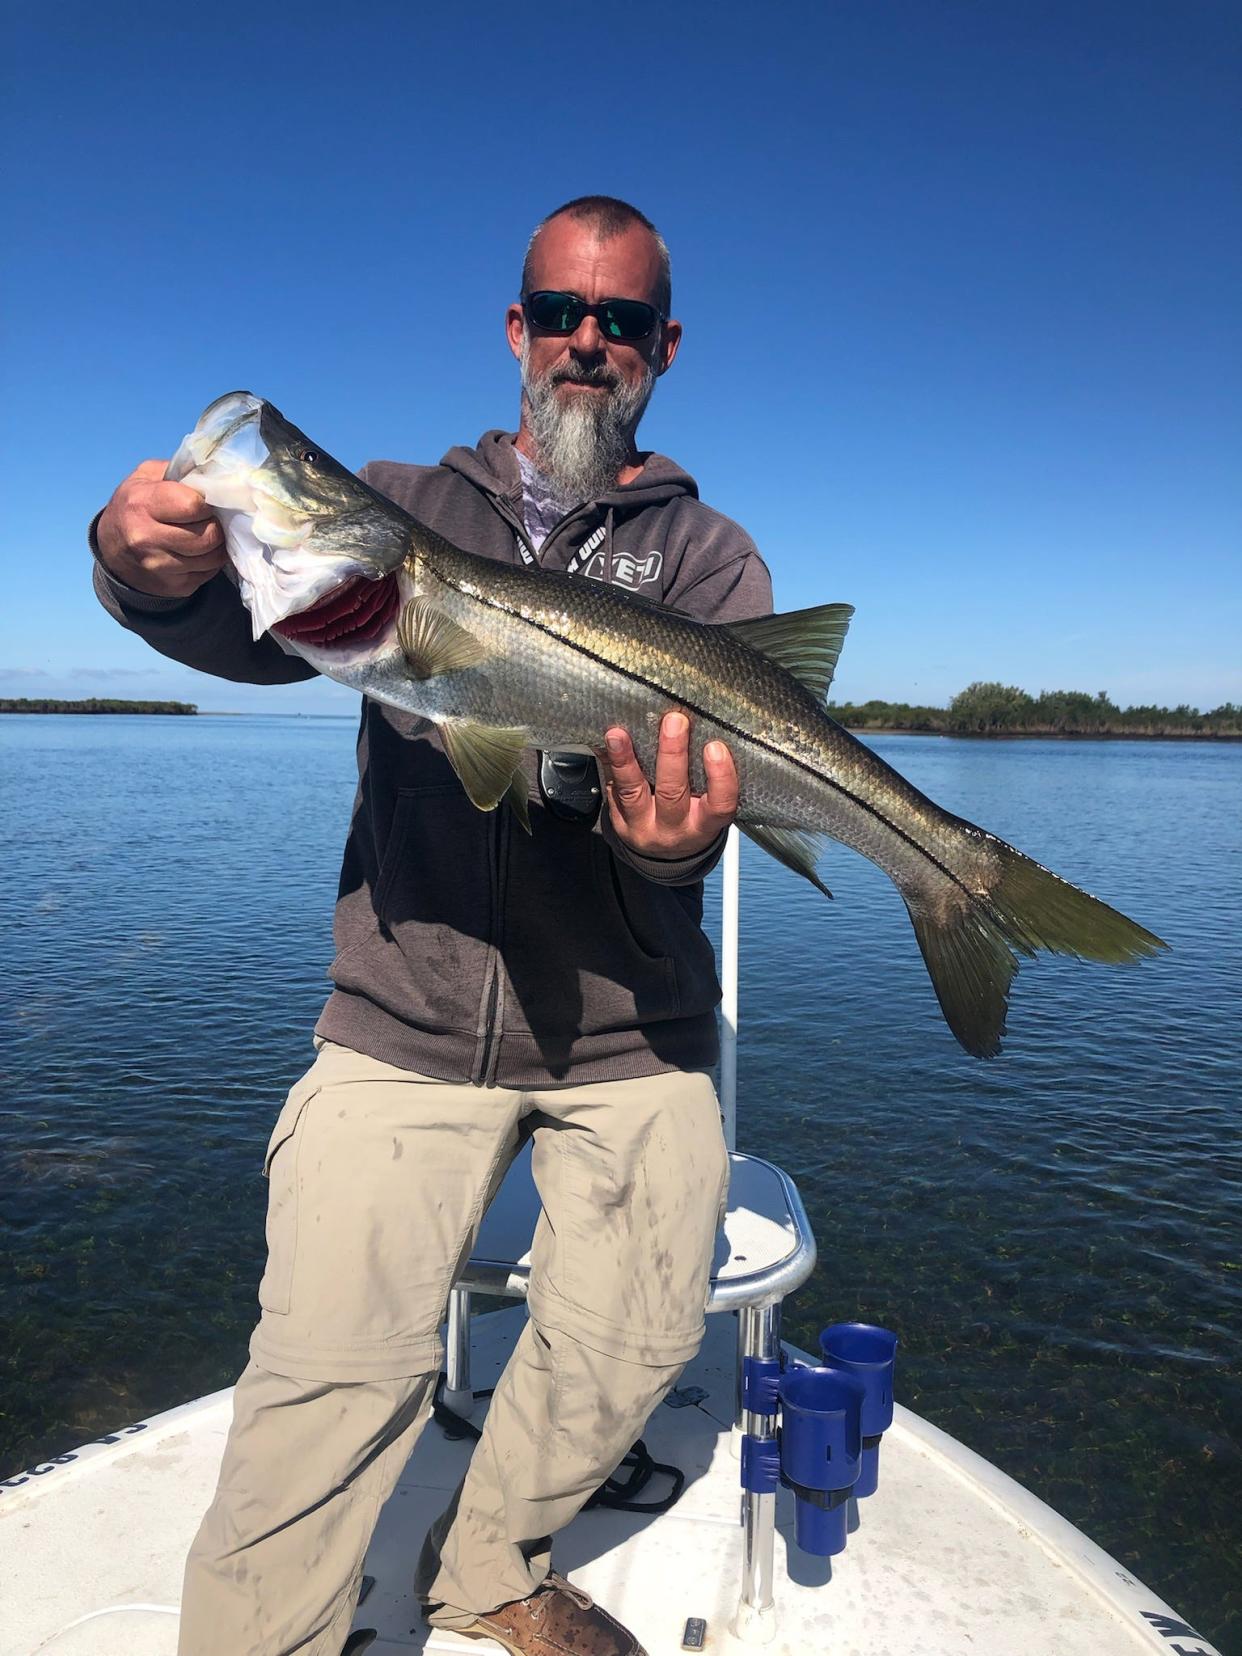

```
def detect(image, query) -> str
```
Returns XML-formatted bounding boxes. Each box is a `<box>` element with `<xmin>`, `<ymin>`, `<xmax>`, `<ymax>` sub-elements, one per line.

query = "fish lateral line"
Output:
<box><xmin>415</xmin><ymin>553</ymin><xmax>989</xmax><ymax>912</ymax></box>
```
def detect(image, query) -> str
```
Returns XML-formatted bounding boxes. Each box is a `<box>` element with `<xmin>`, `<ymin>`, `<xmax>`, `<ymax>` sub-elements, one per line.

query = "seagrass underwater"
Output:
<box><xmin>165</xmin><ymin>391</ymin><xmax>1167</xmax><ymax>1058</ymax></box>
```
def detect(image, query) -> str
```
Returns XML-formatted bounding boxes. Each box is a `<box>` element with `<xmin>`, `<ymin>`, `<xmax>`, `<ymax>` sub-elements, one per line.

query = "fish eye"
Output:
<box><xmin>300</xmin><ymin>448</ymin><xmax>319</xmax><ymax>464</ymax></box>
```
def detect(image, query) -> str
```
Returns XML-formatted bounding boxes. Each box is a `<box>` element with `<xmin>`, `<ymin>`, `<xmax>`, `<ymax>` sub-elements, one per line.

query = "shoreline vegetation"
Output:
<box><xmin>829</xmin><ymin>682</ymin><xmax>1241</xmax><ymax>739</ymax></box>
<box><xmin>0</xmin><ymin>698</ymin><xmax>198</xmax><ymax>715</ymax></box>
<box><xmin>1</xmin><ymin>683</ymin><xmax>1239</xmax><ymax>738</ymax></box>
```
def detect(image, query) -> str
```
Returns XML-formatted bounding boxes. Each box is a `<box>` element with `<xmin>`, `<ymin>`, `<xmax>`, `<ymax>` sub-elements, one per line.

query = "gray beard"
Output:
<box><xmin>520</xmin><ymin>332</ymin><xmax>655</xmax><ymax>501</ymax></box>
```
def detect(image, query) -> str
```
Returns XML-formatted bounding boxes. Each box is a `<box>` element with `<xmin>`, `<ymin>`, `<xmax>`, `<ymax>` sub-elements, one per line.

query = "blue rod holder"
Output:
<box><xmin>819</xmin><ymin>1323</ymin><xmax>898</xmax><ymax>1497</ymax></box>
<box><xmin>777</xmin><ymin>1363</ymin><xmax>865</xmax><ymax>1556</ymax></box>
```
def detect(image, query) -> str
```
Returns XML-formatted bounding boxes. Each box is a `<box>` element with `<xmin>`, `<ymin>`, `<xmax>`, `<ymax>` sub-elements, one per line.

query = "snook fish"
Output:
<box><xmin>168</xmin><ymin>391</ymin><xmax>1166</xmax><ymax>1057</ymax></box>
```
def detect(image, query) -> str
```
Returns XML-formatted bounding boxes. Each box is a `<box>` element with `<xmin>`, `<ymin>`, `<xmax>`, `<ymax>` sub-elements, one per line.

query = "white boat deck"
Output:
<box><xmin>2</xmin><ymin>1306</ymin><xmax>1220</xmax><ymax>1656</ymax></box>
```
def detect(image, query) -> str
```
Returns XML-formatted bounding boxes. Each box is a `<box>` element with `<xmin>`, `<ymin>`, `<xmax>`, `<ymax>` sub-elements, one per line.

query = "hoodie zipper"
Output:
<box><xmin>475</xmin><ymin>970</ymin><xmax>499</xmax><ymax>1085</ymax></box>
<box><xmin>470</xmin><ymin>492</ymin><xmax>606</xmax><ymax>1085</ymax></box>
<box><xmin>492</xmin><ymin>492</ymin><xmax>605</xmax><ymax>574</ymax></box>
<box><xmin>474</xmin><ymin>773</ymin><xmax>510</xmax><ymax>1086</ymax></box>
<box><xmin>490</xmin><ymin>494</ymin><xmax>539</xmax><ymax>564</ymax></box>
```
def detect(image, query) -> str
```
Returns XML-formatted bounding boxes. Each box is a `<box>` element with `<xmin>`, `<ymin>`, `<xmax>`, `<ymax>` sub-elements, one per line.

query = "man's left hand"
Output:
<box><xmin>600</xmin><ymin>712</ymin><xmax>738</xmax><ymax>859</ymax></box>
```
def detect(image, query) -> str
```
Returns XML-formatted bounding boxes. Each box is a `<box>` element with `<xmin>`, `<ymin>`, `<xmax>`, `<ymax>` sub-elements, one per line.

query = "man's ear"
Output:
<box><xmin>506</xmin><ymin>303</ymin><xmax>525</xmax><ymax>361</ymax></box>
<box><xmin>657</xmin><ymin>318</ymin><xmax>682</xmax><ymax>376</ymax></box>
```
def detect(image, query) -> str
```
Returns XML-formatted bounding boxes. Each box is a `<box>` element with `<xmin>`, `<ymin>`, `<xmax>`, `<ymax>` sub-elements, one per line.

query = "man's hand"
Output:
<box><xmin>95</xmin><ymin>460</ymin><xmax>226</xmax><ymax>598</ymax></box>
<box><xmin>600</xmin><ymin>712</ymin><xmax>738</xmax><ymax>859</ymax></box>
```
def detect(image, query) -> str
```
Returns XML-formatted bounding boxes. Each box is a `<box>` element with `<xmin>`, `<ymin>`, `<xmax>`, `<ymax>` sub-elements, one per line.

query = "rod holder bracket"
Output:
<box><xmin>742</xmin><ymin>1355</ymin><xmax>782</xmax><ymax>1415</ymax></box>
<box><xmin>740</xmin><ymin>1435</ymin><xmax>781</xmax><ymax>1495</ymax></box>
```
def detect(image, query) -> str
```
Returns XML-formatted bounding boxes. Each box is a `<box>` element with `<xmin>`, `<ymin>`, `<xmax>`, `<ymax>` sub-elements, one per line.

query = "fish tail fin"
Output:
<box><xmin>906</xmin><ymin>835</ymin><xmax>1167</xmax><ymax>1058</ymax></box>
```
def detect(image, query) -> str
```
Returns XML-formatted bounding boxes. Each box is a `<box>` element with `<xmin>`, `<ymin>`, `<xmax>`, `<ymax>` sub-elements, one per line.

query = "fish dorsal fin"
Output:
<box><xmin>740</xmin><ymin>824</ymin><xmax>833</xmax><ymax>896</ymax></box>
<box><xmin>724</xmin><ymin>603</ymin><xmax>854</xmax><ymax>702</ymax></box>
<box><xmin>398</xmin><ymin>597</ymin><xmax>491</xmax><ymax>680</ymax></box>
<box><xmin>440</xmin><ymin>720</ymin><xmax>530</xmax><ymax>815</ymax></box>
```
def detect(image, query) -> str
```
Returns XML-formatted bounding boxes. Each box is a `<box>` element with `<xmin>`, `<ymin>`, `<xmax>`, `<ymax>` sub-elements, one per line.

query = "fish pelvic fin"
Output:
<box><xmin>907</xmin><ymin>838</ymin><xmax>1168</xmax><ymax>1058</ymax></box>
<box><xmin>440</xmin><ymin>721</ymin><xmax>530</xmax><ymax>815</ymax></box>
<box><xmin>506</xmin><ymin>770</ymin><xmax>532</xmax><ymax>834</ymax></box>
<box><xmin>741</xmin><ymin>825</ymin><xmax>833</xmax><ymax>896</ymax></box>
<box><xmin>724</xmin><ymin>603</ymin><xmax>854</xmax><ymax>702</ymax></box>
<box><xmin>398</xmin><ymin>597</ymin><xmax>491</xmax><ymax>679</ymax></box>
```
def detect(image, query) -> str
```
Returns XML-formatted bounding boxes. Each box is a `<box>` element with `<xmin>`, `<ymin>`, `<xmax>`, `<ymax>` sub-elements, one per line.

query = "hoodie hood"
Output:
<box><xmin>355</xmin><ymin>428</ymin><xmax>769</xmax><ymax>613</ymax></box>
<box><xmin>438</xmin><ymin>430</ymin><xmax>700</xmax><ymax>513</ymax></box>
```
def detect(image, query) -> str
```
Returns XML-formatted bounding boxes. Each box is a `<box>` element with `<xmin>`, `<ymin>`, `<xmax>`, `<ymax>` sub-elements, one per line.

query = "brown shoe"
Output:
<box><xmin>455</xmin><ymin>1571</ymin><xmax>647</xmax><ymax>1655</ymax></box>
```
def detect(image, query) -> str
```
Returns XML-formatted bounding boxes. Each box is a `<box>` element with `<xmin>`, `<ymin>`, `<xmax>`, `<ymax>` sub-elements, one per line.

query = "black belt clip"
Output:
<box><xmin>538</xmin><ymin>750</ymin><xmax>603</xmax><ymax>826</ymax></box>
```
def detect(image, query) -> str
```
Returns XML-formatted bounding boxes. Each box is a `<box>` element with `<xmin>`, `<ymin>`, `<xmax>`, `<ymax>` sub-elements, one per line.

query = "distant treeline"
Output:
<box><xmin>0</xmin><ymin>698</ymin><xmax>198</xmax><ymax>715</ymax></box>
<box><xmin>3</xmin><ymin>687</ymin><xmax>1237</xmax><ymax>736</ymax></box>
<box><xmin>829</xmin><ymin>683</ymin><xmax>1242</xmax><ymax>738</ymax></box>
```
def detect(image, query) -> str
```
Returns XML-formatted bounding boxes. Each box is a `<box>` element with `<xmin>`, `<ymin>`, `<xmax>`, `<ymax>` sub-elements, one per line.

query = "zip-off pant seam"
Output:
<box><xmin>473</xmin><ymin>807</ymin><xmax>505</xmax><ymax>1086</ymax></box>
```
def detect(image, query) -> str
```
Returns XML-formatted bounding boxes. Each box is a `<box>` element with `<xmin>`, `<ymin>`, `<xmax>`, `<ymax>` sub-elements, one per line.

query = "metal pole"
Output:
<box><xmin>734</xmin><ymin>1300</ymin><xmax>781</xmax><ymax>1643</ymax></box>
<box><xmin>443</xmin><ymin>1286</ymin><xmax>473</xmax><ymax>1414</ymax></box>
<box><xmin>721</xmin><ymin>825</ymin><xmax>740</xmax><ymax>1153</ymax></box>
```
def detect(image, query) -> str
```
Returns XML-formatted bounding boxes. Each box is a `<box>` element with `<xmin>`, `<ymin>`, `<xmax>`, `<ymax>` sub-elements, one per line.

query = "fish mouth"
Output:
<box><xmin>272</xmin><ymin>574</ymin><xmax>400</xmax><ymax>649</ymax></box>
<box><xmin>167</xmin><ymin>391</ymin><xmax>265</xmax><ymax>485</ymax></box>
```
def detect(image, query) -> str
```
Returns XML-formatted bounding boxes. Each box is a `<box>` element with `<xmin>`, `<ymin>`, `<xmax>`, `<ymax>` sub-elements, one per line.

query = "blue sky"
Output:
<box><xmin>3</xmin><ymin>1</ymin><xmax>1239</xmax><ymax>715</ymax></box>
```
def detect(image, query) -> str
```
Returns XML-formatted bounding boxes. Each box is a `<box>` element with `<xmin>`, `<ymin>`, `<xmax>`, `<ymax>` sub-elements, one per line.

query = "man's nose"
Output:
<box><xmin>568</xmin><ymin>312</ymin><xmax>606</xmax><ymax>354</ymax></box>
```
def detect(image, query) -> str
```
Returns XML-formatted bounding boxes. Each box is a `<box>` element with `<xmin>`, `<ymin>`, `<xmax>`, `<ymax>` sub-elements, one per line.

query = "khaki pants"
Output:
<box><xmin>177</xmin><ymin>1040</ymin><xmax>729</xmax><ymax>1656</ymax></box>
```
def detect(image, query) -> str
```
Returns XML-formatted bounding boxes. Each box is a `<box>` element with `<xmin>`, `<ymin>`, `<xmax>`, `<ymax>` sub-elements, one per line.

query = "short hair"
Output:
<box><xmin>521</xmin><ymin>195</ymin><xmax>672</xmax><ymax>317</ymax></box>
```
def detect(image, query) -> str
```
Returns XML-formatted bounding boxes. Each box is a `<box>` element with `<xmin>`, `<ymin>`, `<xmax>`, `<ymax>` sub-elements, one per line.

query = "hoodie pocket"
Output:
<box><xmin>587</xmin><ymin>840</ymin><xmax>728</xmax><ymax>1029</ymax></box>
<box><xmin>495</xmin><ymin>819</ymin><xmax>682</xmax><ymax>1038</ymax></box>
<box><xmin>581</xmin><ymin>836</ymin><xmax>682</xmax><ymax>1028</ymax></box>
<box><xmin>330</xmin><ymin>784</ymin><xmax>493</xmax><ymax>1034</ymax></box>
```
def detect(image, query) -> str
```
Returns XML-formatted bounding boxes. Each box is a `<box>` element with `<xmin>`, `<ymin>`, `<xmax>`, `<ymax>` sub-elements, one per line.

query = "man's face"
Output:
<box><xmin>506</xmin><ymin>217</ymin><xmax>682</xmax><ymax>498</ymax></box>
<box><xmin>505</xmin><ymin>216</ymin><xmax>681</xmax><ymax>405</ymax></box>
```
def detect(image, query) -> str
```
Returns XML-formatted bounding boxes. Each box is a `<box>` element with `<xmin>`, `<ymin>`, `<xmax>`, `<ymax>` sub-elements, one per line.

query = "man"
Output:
<box><xmin>93</xmin><ymin>196</ymin><xmax>772</xmax><ymax>1656</ymax></box>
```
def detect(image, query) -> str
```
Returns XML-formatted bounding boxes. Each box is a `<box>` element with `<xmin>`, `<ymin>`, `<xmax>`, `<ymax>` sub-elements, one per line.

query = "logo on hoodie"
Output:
<box><xmin>576</xmin><ymin>538</ymin><xmax>664</xmax><ymax>590</ymax></box>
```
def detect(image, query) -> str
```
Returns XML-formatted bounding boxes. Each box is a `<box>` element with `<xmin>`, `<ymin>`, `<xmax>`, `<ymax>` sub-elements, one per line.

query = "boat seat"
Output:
<box><xmin>445</xmin><ymin>1147</ymin><xmax>816</xmax><ymax>1400</ymax></box>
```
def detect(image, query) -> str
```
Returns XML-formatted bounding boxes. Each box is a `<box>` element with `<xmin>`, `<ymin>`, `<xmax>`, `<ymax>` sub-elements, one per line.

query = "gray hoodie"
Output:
<box><xmin>93</xmin><ymin>431</ymin><xmax>772</xmax><ymax>1087</ymax></box>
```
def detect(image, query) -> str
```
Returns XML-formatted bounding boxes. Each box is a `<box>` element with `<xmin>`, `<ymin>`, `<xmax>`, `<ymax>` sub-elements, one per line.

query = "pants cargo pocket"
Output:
<box><xmin>258</xmin><ymin>1085</ymin><xmax>317</xmax><ymax>1316</ymax></box>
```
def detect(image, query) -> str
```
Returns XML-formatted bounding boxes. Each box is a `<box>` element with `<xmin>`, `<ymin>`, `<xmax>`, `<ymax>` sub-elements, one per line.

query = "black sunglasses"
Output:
<box><xmin>523</xmin><ymin>290</ymin><xmax>663</xmax><ymax>342</ymax></box>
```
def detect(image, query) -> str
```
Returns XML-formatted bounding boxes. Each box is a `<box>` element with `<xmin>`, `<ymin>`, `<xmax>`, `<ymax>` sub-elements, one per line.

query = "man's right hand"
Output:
<box><xmin>95</xmin><ymin>459</ymin><xmax>227</xmax><ymax>598</ymax></box>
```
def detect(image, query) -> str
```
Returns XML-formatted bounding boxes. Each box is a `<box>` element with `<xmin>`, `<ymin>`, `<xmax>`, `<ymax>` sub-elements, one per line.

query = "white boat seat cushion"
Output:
<box><xmin>463</xmin><ymin>1149</ymin><xmax>815</xmax><ymax>1311</ymax></box>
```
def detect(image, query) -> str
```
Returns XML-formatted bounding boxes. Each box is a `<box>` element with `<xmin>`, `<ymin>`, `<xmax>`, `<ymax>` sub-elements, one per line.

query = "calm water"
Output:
<box><xmin>2</xmin><ymin>715</ymin><xmax>1238</xmax><ymax>1646</ymax></box>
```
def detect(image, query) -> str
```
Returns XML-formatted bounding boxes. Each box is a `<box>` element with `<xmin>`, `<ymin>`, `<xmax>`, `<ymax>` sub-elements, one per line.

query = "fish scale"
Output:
<box><xmin>166</xmin><ymin>391</ymin><xmax>1167</xmax><ymax>1057</ymax></box>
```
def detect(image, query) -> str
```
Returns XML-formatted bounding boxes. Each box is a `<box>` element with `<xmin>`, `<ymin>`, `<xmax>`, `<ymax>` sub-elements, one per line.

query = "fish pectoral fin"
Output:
<box><xmin>723</xmin><ymin>603</ymin><xmax>854</xmax><ymax>702</ymax></box>
<box><xmin>397</xmin><ymin>597</ymin><xmax>491</xmax><ymax>680</ymax></box>
<box><xmin>740</xmin><ymin>825</ymin><xmax>833</xmax><ymax>896</ymax></box>
<box><xmin>440</xmin><ymin>720</ymin><xmax>531</xmax><ymax>814</ymax></box>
